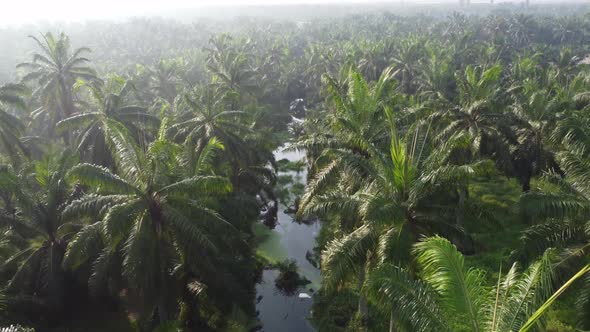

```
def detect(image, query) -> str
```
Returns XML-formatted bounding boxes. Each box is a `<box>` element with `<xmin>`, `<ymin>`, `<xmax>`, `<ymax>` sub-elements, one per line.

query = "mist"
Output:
<box><xmin>1</xmin><ymin>0</ymin><xmax>585</xmax><ymax>25</ymax></box>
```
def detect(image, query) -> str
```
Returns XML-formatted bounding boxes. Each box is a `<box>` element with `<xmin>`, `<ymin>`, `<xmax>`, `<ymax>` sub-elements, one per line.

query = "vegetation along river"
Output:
<box><xmin>254</xmin><ymin>146</ymin><xmax>321</xmax><ymax>332</ymax></box>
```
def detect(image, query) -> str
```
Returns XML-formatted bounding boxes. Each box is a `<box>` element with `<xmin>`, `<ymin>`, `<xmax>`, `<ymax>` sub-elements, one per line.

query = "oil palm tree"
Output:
<box><xmin>63</xmin><ymin>123</ymin><xmax>233</xmax><ymax>325</ymax></box>
<box><xmin>300</xmin><ymin>109</ymin><xmax>475</xmax><ymax>318</ymax></box>
<box><xmin>0</xmin><ymin>84</ymin><xmax>29</xmax><ymax>163</ymax></box>
<box><xmin>508</xmin><ymin>86</ymin><xmax>563</xmax><ymax>192</ymax></box>
<box><xmin>436</xmin><ymin>65</ymin><xmax>505</xmax><ymax>150</ymax></box>
<box><xmin>149</xmin><ymin>59</ymin><xmax>180</xmax><ymax>105</ymax></box>
<box><xmin>367</xmin><ymin>236</ymin><xmax>560</xmax><ymax>332</ymax></box>
<box><xmin>205</xmin><ymin>34</ymin><xmax>257</xmax><ymax>97</ymax></box>
<box><xmin>18</xmin><ymin>32</ymin><xmax>99</xmax><ymax>141</ymax></box>
<box><xmin>56</xmin><ymin>75</ymin><xmax>159</xmax><ymax>167</ymax></box>
<box><xmin>517</xmin><ymin>111</ymin><xmax>590</xmax><ymax>327</ymax></box>
<box><xmin>390</xmin><ymin>36</ymin><xmax>426</xmax><ymax>95</ymax></box>
<box><xmin>298</xmin><ymin>68</ymin><xmax>475</xmax><ymax>322</ymax></box>
<box><xmin>433</xmin><ymin>64</ymin><xmax>515</xmax><ymax>181</ymax></box>
<box><xmin>168</xmin><ymin>85</ymin><xmax>275</xmax><ymax>199</ymax></box>
<box><xmin>168</xmin><ymin>85</ymin><xmax>250</xmax><ymax>162</ymax></box>
<box><xmin>0</xmin><ymin>150</ymin><xmax>80</xmax><ymax>321</ymax></box>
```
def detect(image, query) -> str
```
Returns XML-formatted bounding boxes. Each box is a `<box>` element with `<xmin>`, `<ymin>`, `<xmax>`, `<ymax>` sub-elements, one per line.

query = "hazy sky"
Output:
<box><xmin>1</xmin><ymin>0</ymin><xmax>375</xmax><ymax>25</ymax></box>
<box><xmin>0</xmin><ymin>0</ymin><xmax>539</xmax><ymax>25</ymax></box>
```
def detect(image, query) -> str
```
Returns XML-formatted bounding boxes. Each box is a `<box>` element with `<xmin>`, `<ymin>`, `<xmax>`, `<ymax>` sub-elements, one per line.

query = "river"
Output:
<box><xmin>254</xmin><ymin>146</ymin><xmax>320</xmax><ymax>332</ymax></box>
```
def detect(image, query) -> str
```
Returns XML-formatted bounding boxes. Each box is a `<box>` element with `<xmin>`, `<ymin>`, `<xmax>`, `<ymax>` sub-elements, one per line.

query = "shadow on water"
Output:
<box><xmin>254</xmin><ymin>146</ymin><xmax>320</xmax><ymax>332</ymax></box>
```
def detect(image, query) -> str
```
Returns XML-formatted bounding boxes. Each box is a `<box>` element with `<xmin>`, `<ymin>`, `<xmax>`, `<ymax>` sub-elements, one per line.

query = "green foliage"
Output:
<box><xmin>4</xmin><ymin>6</ymin><xmax>590</xmax><ymax>331</ymax></box>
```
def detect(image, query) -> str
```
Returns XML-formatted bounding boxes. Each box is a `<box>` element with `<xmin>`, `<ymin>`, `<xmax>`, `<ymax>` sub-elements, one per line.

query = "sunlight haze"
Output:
<box><xmin>4</xmin><ymin>0</ymin><xmax>373</xmax><ymax>25</ymax></box>
<box><xmin>1</xmin><ymin>0</ymin><xmax>541</xmax><ymax>25</ymax></box>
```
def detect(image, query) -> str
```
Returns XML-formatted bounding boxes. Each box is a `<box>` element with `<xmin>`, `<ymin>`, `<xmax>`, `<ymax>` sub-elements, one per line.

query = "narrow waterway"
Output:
<box><xmin>254</xmin><ymin>146</ymin><xmax>320</xmax><ymax>332</ymax></box>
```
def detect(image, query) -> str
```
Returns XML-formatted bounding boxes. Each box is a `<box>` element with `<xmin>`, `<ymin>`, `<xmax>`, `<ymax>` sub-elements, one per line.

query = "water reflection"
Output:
<box><xmin>254</xmin><ymin>146</ymin><xmax>319</xmax><ymax>332</ymax></box>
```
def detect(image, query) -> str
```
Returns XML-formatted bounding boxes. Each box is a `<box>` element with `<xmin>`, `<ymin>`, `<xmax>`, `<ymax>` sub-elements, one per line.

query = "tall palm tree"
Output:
<box><xmin>367</xmin><ymin>236</ymin><xmax>559</xmax><ymax>332</ymax></box>
<box><xmin>298</xmin><ymin>67</ymin><xmax>476</xmax><ymax>323</ymax></box>
<box><xmin>0</xmin><ymin>150</ymin><xmax>80</xmax><ymax>321</ymax></box>
<box><xmin>433</xmin><ymin>64</ymin><xmax>516</xmax><ymax>183</ymax></box>
<box><xmin>0</xmin><ymin>84</ymin><xmax>29</xmax><ymax>163</ymax></box>
<box><xmin>149</xmin><ymin>59</ymin><xmax>180</xmax><ymax>105</ymax></box>
<box><xmin>18</xmin><ymin>32</ymin><xmax>99</xmax><ymax>141</ymax></box>
<box><xmin>508</xmin><ymin>86</ymin><xmax>563</xmax><ymax>192</ymax></box>
<box><xmin>436</xmin><ymin>65</ymin><xmax>504</xmax><ymax>145</ymax></box>
<box><xmin>518</xmin><ymin>109</ymin><xmax>590</xmax><ymax>326</ymax></box>
<box><xmin>205</xmin><ymin>34</ymin><xmax>257</xmax><ymax>97</ymax></box>
<box><xmin>390</xmin><ymin>36</ymin><xmax>426</xmax><ymax>95</ymax></box>
<box><xmin>56</xmin><ymin>75</ymin><xmax>159</xmax><ymax>167</ymax></box>
<box><xmin>63</xmin><ymin>124</ymin><xmax>233</xmax><ymax>325</ymax></box>
<box><xmin>168</xmin><ymin>85</ymin><xmax>275</xmax><ymax>200</ymax></box>
<box><xmin>168</xmin><ymin>85</ymin><xmax>250</xmax><ymax>161</ymax></box>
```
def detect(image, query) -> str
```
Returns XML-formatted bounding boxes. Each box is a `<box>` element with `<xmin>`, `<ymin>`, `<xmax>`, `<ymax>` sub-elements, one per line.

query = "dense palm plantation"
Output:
<box><xmin>4</xmin><ymin>4</ymin><xmax>590</xmax><ymax>331</ymax></box>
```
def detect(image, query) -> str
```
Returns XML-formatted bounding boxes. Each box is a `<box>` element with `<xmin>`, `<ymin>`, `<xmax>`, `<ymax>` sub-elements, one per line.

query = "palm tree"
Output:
<box><xmin>168</xmin><ymin>85</ymin><xmax>275</xmax><ymax>199</ymax></box>
<box><xmin>0</xmin><ymin>84</ymin><xmax>29</xmax><ymax>163</ymax></box>
<box><xmin>508</xmin><ymin>85</ymin><xmax>563</xmax><ymax>192</ymax></box>
<box><xmin>298</xmin><ymin>66</ymin><xmax>476</xmax><ymax>323</ymax></box>
<box><xmin>390</xmin><ymin>36</ymin><xmax>426</xmax><ymax>95</ymax></box>
<box><xmin>0</xmin><ymin>150</ymin><xmax>80</xmax><ymax>321</ymax></box>
<box><xmin>18</xmin><ymin>32</ymin><xmax>99</xmax><ymax>141</ymax></box>
<box><xmin>517</xmin><ymin>110</ymin><xmax>590</xmax><ymax>326</ymax></box>
<box><xmin>507</xmin><ymin>15</ymin><xmax>537</xmax><ymax>49</ymax></box>
<box><xmin>168</xmin><ymin>85</ymin><xmax>250</xmax><ymax>162</ymax></box>
<box><xmin>367</xmin><ymin>236</ymin><xmax>560</xmax><ymax>332</ymax></box>
<box><xmin>56</xmin><ymin>75</ymin><xmax>159</xmax><ymax>167</ymax></box>
<box><xmin>433</xmin><ymin>64</ymin><xmax>518</xmax><ymax>185</ymax></box>
<box><xmin>205</xmin><ymin>34</ymin><xmax>257</xmax><ymax>97</ymax></box>
<box><xmin>63</xmin><ymin>123</ymin><xmax>233</xmax><ymax>325</ymax></box>
<box><xmin>149</xmin><ymin>59</ymin><xmax>180</xmax><ymax>105</ymax></box>
<box><xmin>436</xmin><ymin>65</ymin><xmax>504</xmax><ymax>146</ymax></box>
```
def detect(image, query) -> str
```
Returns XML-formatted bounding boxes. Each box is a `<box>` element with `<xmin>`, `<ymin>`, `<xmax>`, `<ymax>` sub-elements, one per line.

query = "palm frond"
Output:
<box><xmin>68</xmin><ymin>163</ymin><xmax>140</xmax><ymax>194</ymax></box>
<box><xmin>366</xmin><ymin>263</ymin><xmax>449</xmax><ymax>332</ymax></box>
<box><xmin>414</xmin><ymin>236</ymin><xmax>489</xmax><ymax>332</ymax></box>
<box><xmin>321</xmin><ymin>224</ymin><xmax>377</xmax><ymax>289</ymax></box>
<box><xmin>63</xmin><ymin>221</ymin><xmax>103</xmax><ymax>270</ymax></box>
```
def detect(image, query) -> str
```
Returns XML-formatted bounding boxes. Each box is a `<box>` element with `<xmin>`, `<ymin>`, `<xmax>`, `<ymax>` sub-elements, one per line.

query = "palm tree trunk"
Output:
<box><xmin>456</xmin><ymin>187</ymin><xmax>467</xmax><ymax>226</ymax></box>
<box><xmin>389</xmin><ymin>310</ymin><xmax>397</xmax><ymax>332</ymax></box>
<box><xmin>357</xmin><ymin>267</ymin><xmax>368</xmax><ymax>323</ymax></box>
<box><xmin>58</xmin><ymin>79</ymin><xmax>73</xmax><ymax>144</ymax></box>
<box><xmin>158</xmin><ymin>299</ymin><xmax>169</xmax><ymax>323</ymax></box>
<box><xmin>152</xmin><ymin>210</ymin><xmax>169</xmax><ymax>323</ymax></box>
<box><xmin>522</xmin><ymin>177</ymin><xmax>531</xmax><ymax>192</ymax></box>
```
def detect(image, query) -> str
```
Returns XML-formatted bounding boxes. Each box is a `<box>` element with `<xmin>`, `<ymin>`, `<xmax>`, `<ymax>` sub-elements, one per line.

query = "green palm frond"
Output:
<box><xmin>575</xmin><ymin>272</ymin><xmax>590</xmax><ymax>329</ymax></box>
<box><xmin>103</xmin><ymin>199</ymin><xmax>146</xmax><ymax>249</ymax></box>
<box><xmin>495</xmin><ymin>249</ymin><xmax>557</xmax><ymax>331</ymax></box>
<box><xmin>514</xmin><ymin>219</ymin><xmax>585</xmax><ymax>261</ymax></box>
<box><xmin>121</xmin><ymin>212</ymin><xmax>158</xmax><ymax>294</ymax></box>
<box><xmin>62</xmin><ymin>194</ymin><xmax>131</xmax><ymax>221</ymax></box>
<box><xmin>68</xmin><ymin>163</ymin><xmax>140</xmax><ymax>194</ymax></box>
<box><xmin>366</xmin><ymin>263</ymin><xmax>449</xmax><ymax>332</ymax></box>
<box><xmin>520</xmin><ymin>191</ymin><xmax>590</xmax><ymax>219</ymax></box>
<box><xmin>162</xmin><ymin>206</ymin><xmax>217</xmax><ymax>253</ymax></box>
<box><xmin>322</xmin><ymin>224</ymin><xmax>377</xmax><ymax>289</ymax></box>
<box><xmin>414</xmin><ymin>236</ymin><xmax>489</xmax><ymax>332</ymax></box>
<box><xmin>87</xmin><ymin>247</ymin><xmax>114</xmax><ymax>296</ymax></box>
<box><xmin>194</xmin><ymin>137</ymin><xmax>224</xmax><ymax>175</ymax></box>
<box><xmin>55</xmin><ymin>112</ymin><xmax>100</xmax><ymax>133</ymax></box>
<box><xmin>519</xmin><ymin>264</ymin><xmax>590</xmax><ymax>332</ymax></box>
<box><xmin>63</xmin><ymin>221</ymin><xmax>103</xmax><ymax>270</ymax></box>
<box><xmin>157</xmin><ymin>175</ymin><xmax>232</xmax><ymax>196</ymax></box>
<box><xmin>298</xmin><ymin>158</ymin><xmax>340</xmax><ymax>218</ymax></box>
<box><xmin>376</xmin><ymin>225</ymin><xmax>412</xmax><ymax>265</ymax></box>
<box><xmin>302</xmin><ymin>192</ymin><xmax>363</xmax><ymax>219</ymax></box>
<box><xmin>103</xmin><ymin>119</ymin><xmax>143</xmax><ymax>179</ymax></box>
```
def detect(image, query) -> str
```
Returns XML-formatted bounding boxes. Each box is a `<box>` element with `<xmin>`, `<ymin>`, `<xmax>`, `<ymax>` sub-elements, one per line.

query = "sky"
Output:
<box><xmin>0</xmin><ymin>0</ymin><xmax>557</xmax><ymax>25</ymax></box>
<box><xmin>1</xmin><ymin>0</ymin><xmax>377</xmax><ymax>25</ymax></box>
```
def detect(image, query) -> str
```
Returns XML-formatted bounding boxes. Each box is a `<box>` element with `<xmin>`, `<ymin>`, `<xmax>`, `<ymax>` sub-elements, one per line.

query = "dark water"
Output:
<box><xmin>254</xmin><ymin>147</ymin><xmax>320</xmax><ymax>332</ymax></box>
